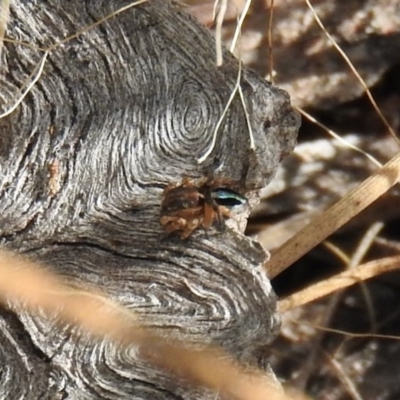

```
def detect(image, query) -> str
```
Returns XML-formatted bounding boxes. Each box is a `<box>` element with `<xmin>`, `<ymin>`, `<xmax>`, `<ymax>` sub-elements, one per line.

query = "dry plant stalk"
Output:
<box><xmin>326</xmin><ymin>354</ymin><xmax>363</xmax><ymax>400</ymax></box>
<box><xmin>189</xmin><ymin>0</ymin><xmax>400</xmax><ymax>397</ymax></box>
<box><xmin>0</xmin><ymin>0</ymin><xmax>10</xmax><ymax>59</ymax></box>
<box><xmin>266</xmin><ymin>151</ymin><xmax>400</xmax><ymax>279</ymax></box>
<box><xmin>0</xmin><ymin>249</ymin><xmax>292</xmax><ymax>400</ymax></box>
<box><xmin>304</xmin><ymin>0</ymin><xmax>399</xmax><ymax>145</ymax></box>
<box><xmin>266</xmin><ymin>0</ymin><xmax>275</xmax><ymax>82</ymax></box>
<box><xmin>0</xmin><ymin>0</ymin><xmax>149</xmax><ymax>119</ymax></box>
<box><xmin>296</xmin><ymin>107</ymin><xmax>382</xmax><ymax>168</ymax></box>
<box><xmin>214</xmin><ymin>0</ymin><xmax>227</xmax><ymax>66</ymax></box>
<box><xmin>278</xmin><ymin>255</ymin><xmax>400</xmax><ymax>313</ymax></box>
<box><xmin>265</xmin><ymin>0</ymin><xmax>400</xmax><ymax>280</ymax></box>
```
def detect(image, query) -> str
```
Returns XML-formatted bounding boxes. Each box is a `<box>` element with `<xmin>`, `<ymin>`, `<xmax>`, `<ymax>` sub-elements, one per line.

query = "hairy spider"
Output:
<box><xmin>160</xmin><ymin>178</ymin><xmax>248</xmax><ymax>239</ymax></box>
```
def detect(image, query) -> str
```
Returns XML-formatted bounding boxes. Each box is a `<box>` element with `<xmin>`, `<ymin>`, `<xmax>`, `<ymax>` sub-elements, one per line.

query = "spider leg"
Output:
<box><xmin>219</xmin><ymin>206</ymin><xmax>231</xmax><ymax>218</ymax></box>
<box><xmin>215</xmin><ymin>210</ymin><xmax>224</xmax><ymax>231</ymax></box>
<box><xmin>170</xmin><ymin>207</ymin><xmax>203</xmax><ymax>219</ymax></box>
<box><xmin>216</xmin><ymin>205</ymin><xmax>232</xmax><ymax>231</ymax></box>
<box><xmin>202</xmin><ymin>203</ymin><xmax>215</xmax><ymax>228</ymax></box>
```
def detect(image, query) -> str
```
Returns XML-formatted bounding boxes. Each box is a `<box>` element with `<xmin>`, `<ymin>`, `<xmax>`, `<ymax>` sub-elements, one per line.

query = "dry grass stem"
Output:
<box><xmin>306</xmin><ymin>322</ymin><xmax>400</xmax><ymax>342</ymax></box>
<box><xmin>348</xmin><ymin>222</ymin><xmax>384</xmax><ymax>269</ymax></box>
<box><xmin>0</xmin><ymin>51</ymin><xmax>49</xmax><ymax>119</ymax></box>
<box><xmin>305</xmin><ymin>0</ymin><xmax>400</xmax><ymax>146</ymax></box>
<box><xmin>46</xmin><ymin>0</ymin><xmax>149</xmax><ymax>52</ymax></box>
<box><xmin>348</xmin><ymin>222</ymin><xmax>385</xmax><ymax>330</ymax></box>
<box><xmin>0</xmin><ymin>0</ymin><xmax>10</xmax><ymax>60</ymax></box>
<box><xmin>1</xmin><ymin>0</ymin><xmax>148</xmax><ymax>53</ymax></box>
<box><xmin>323</xmin><ymin>241</ymin><xmax>350</xmax><ymax>264</ymax></box>
<box><xmin>291</xmin><ymin>223</ymin><xmax>383</xmax><ymax>389</ymax></box>
<box><xmin>214</xmin><ymin>0</ymin><xmax>227</xmax><ymax>66</ymax></box>
<box><xmin>266</xmin><ymin>0</ymin><xmax>275</xmax><ymax>82</ymax></box>
<box><xmin>327</xmin><ymin>355</ymin><xmax>363</xmax><ymax>400</ymax></box>
<box><xmin>0</xmin><ymin>249</ymin><xmax>142</xmax><ymax>340</ymax></box>
<box><xmin>278</xmin><ymin>255</ymin><xmax>400</xmax><ymax>312</ymax></box>
<box><xmin>0</xmin><ymin>249</ymin><xmax>293</xmax><ymax>400</ymax></box>
<box><xmin>238</xmin><ymin>73</ymin><xmax>255</xmax><ymax>150</ymax></box>
<box><xmin>230</xmin><ymin>0</ymin><xmax>252</xmax><ymax>53</ymax></box>
<box><xmin>0</xmin><ymin>1</ymin><xmax>148</xmax><ymax>121</ymax></box>
<box><xmin>266</xmin><ymin>151</ymin><xmax>400</xmax><ymax>278</ymax></box>
<box><xmin>198</xmin><ymin>54</ymin><xmax>243</xmax><ymax>163</ymax></box>
<box><xmin>297</xmin><ymin>107</ymin><xmax>382</xmax><ymax>168</ymax></box>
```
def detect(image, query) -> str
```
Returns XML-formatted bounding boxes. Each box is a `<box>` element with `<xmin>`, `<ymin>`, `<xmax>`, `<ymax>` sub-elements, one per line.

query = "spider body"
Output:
<box><xmin>160</xmin><ymin>179</ymin><xmax>247</xmax><ymax>239</ymax></box>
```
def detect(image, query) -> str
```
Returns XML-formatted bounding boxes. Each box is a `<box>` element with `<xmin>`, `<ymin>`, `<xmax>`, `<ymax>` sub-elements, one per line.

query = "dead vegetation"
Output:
<box><xmin>1</xmin><ymin>0</ymin><xmax>400</xmax><ymax>399</ymax></box>
<box><xmin>193</xmin><ymin>1</ymin><xmax>400</xmax><ymax>398</ymax></box>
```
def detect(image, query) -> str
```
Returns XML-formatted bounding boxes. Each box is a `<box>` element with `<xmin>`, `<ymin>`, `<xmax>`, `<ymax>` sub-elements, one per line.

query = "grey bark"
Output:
<box><xmin>0</xmin><ymin>1</ymin><xmax>299</xmax><ymax>398</ymax></box>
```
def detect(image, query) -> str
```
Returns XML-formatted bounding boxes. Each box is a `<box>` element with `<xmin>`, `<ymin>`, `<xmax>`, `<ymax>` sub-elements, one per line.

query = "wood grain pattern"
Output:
<box><xmin>0</xmin><ymin>0</ymin><xmax>300</xmax><ymax>398</ymax></box>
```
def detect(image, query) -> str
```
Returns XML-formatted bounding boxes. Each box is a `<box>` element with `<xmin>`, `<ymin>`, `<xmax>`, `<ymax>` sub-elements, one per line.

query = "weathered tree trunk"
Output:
<box><xmin>0</xmin><ymin>1</ymin><xmax>299</xmax><ymax>398</ymax></box>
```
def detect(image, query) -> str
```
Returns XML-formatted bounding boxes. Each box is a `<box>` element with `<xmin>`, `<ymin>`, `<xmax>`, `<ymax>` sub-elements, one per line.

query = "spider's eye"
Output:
<box><xmin>211</xmin><ymin>189</ymin><xmax>247</xmax><ymax>208</ymax></box>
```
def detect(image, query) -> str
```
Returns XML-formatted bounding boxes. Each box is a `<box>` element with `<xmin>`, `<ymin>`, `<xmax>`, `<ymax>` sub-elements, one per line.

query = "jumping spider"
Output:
<box><xmin>160</xmin><ymin>178</ymin><xmax>248</xmax><ymax>239</ymax></box>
